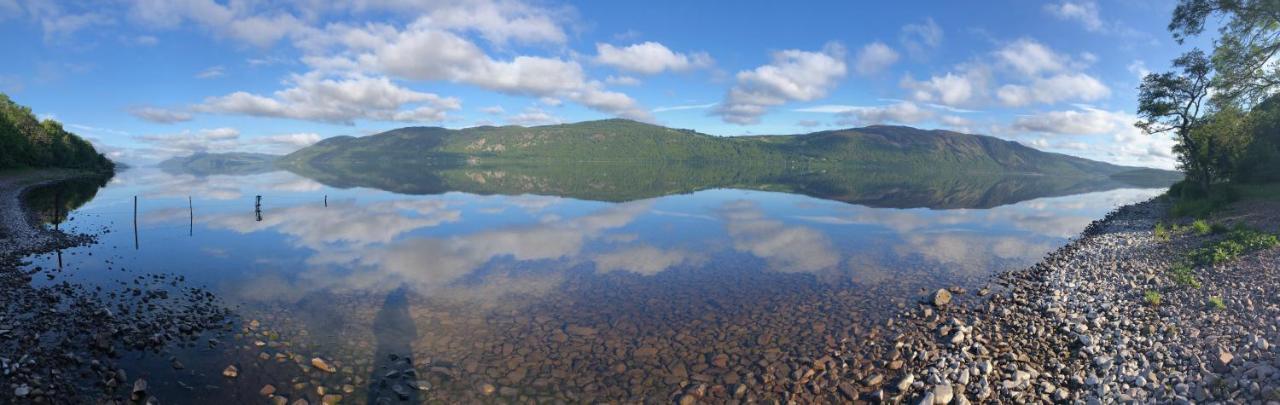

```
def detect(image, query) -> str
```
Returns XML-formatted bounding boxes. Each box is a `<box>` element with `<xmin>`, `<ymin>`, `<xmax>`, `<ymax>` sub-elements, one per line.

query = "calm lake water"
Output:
<box><xmin>21</xmin><ymin>166</ymin><xmax>1164</xmax><ymax>403</ymax></box>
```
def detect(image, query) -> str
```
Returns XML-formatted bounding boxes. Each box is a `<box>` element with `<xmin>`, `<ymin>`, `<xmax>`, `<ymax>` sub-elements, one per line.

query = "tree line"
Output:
<box><xmin>1138</xmin><ymin>1</ymin><xmax>1280</xmax><ymax>196</ymax></box>
<box><xmin>0</xmin><ymin>93</ymin><xmax>114</xmax><ymax>172</ymax></box>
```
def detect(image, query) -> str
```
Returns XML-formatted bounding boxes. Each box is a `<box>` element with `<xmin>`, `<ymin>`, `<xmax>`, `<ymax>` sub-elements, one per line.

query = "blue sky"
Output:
<box><xmin>0</xmin><ymin>0</ymin><xmax>1214</xmax><ymax>168</ymax></box>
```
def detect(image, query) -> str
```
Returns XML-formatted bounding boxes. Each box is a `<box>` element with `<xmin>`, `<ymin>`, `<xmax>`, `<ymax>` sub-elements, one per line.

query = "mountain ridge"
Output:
<box><xmin>280</xmin><ymin>119</ymin><xmax>1170</xmax><ymax>179</ymax></box>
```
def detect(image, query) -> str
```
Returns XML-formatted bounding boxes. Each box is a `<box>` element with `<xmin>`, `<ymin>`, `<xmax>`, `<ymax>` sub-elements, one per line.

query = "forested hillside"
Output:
<box><xmin>0</xmin><ymin>93</ymin><xmax>114</xmax><ymax>172</ymax></box>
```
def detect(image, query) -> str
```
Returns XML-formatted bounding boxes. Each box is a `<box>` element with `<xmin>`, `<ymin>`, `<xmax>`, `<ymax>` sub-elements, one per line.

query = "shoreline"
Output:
<box><xmin>0</xmin><ymin>168</ymin><xmax>107</xmax><ymax>258</ymax></box>
<box><xmin>815</xmin><ymin>196</ymin><xmax>1280</xmax><ymax>403</ymax></box>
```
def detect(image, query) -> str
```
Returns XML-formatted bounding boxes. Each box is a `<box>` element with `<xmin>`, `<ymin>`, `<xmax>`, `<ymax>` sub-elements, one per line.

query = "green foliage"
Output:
<box><xmin>1136</xmin><ymin>50</ymin><xmax>1217</xmax><ymax>191</ymax></box>
<box><xmin>1155</xmin><ymin>222</ymin><xmax>1171</xmax><ymax>241</ymax></box>
<box><xmin>0</xmin><ymin>93</ymin><xmax>113</xmax><ymax>172</ymax></box>
<box><xmin>1191</xmin><ymin>219</ymin><xmax>1213</xmax><ymax>235</ymax></box>
<box><xmin>1170</xmin><ymin>263</ymin><xmax>1202</xmax><ymax>288</ymax></box>
<box><xmin>1168</xmin><ymin>179</ymin><xmax>1239</xmax><ymax>218</ymax></box>
<box><xmin>1188</xmin><ymin>227</ymin><xmax>1279</xmax><ymax>265</ymax></box>
<box><xmin>1144</xmin><ymin>290</ymin><xmax>1163</xmax><ymax>306</ymax></box>
<box><xmin>281</xmin><ymin>119</ymin><xmax>1166</xmax><ymax>181</ymax></box>
<box><xmin>1207</xmin><ymin>296</ymin><xmax>1226</xmax><ymax>310</ymax></box>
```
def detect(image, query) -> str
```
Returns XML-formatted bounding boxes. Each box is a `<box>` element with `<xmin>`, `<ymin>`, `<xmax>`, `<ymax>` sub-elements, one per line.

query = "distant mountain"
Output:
<box><xmin>270</xmin><ymin>119</ymin><xmax>1181</xmax><ymax>208</ymax></box>
<box><xmin>158</xmin><ymin>152</ymin><xmax>280</xmax><ymax>176</ymax></box>
<box><xmin>280</xmin><ymin>119</ymin><xmax>1169</xmax><ymax>179</ymax></box>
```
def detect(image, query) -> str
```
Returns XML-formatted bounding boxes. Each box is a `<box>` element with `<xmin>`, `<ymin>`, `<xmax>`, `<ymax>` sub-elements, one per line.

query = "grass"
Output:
<box><xmin>1144</xmin><ymin>290</ymin><xmax>1162</xmax><ymax>306</ymax></box>
<box><xmin>1170</xmin><ymin>263</ymin><xmax>1202</xmax><ymax>288</ymax></box>
<box><xmin>1154</xmin><ymin>222</ymin><xmax>1170</xmax><ymax>241</ymax></box>
<box><xmin>1188</xmin><ymin>226</ymin><xmax>1280</xmax><ymax>266</ymax></box>
<box><xmin>1208</xmin><ymin>296</ymin><xmax>1226</xmax><ymax>310</ymax></box>
<box><xmin>1192</xmin><ymin>219</ymin><xmax>1213</xmax><ymax>235</ymax></box>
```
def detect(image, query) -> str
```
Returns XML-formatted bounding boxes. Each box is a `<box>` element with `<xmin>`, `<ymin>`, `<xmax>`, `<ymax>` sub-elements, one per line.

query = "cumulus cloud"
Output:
<box><xmin>995</xmin><ymin>38</ymin><xmax>1072</xmax><ymax>76</ymax></box>
<box><xmin>900</xmin><ymin>63</ymin><xmax>991</xmax><ymax>107</ymax></box>
<box><xmin>604</xmin><ymin>75</ymin><xmax>640</xmax><ymax>86</ymax></box>
<box><xmin>129</xmin><ymin>106</ymin><xmax>194</xmax><ymax>123</ymax></box>
<box><xmin>995</xmin><ymin>73</ymin><xmax>1110</xmax><ymax>107</ymax></box>
<box><xmin>1010</xmin><ymin>107</ymin><xmax>1176</xmax><ymax>168</ymax></box>
<box><xmin>506</xmin><ymin>107</ymin><xmax>561</xmax><ymax>126</ymax></box>
<box><xmin>197</xmin><ymin>73</ymin><xmax>460</xmax><ymax>124</ymax></box>
<box><xmin>595</xmin><ymin>41</ymin><xmax>713</xmax><ymax>74</ymax></box>
<box><xmin>796</xmin><ymin>102</ymin><xmax>933</xmax><ymax>126</ymax></box>
<box><xmin>1044</xmin><ymin>1</ymin><xmax>1103</xmax><ymax>32</ymax></box>
<box><xmin>133</xmin><ymin>127</ymin><xmax>325</xmax><ymax>161</ymax></box>
<box><xmin>900</xmin><ymin>17</ymin><xmax>943</xmax><ymax>59</ymax></box>
<box><xmin>854</xmin><ymin>41</ymin><xmax>899</xmax><ymax>75</ymax></box>
<box><xmin>720</xmin><ymin>200</ymin><xmax>840</xmax><ymax>273</ymax></box>
<box><xmin>713</xmin><ymin>43</ymin><xmax>848</xmax><ymax>125</ymax></box>
<box><xmin>304</xmin><ymin>17</ymin><xmax>651</xmax><ymax>121</ymax></box>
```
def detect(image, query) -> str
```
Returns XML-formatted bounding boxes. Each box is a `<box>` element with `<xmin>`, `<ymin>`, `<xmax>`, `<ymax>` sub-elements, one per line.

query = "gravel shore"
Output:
<box><xmin>796</xmin><ymin>197</ymin><xmax>1280</xmax><ymax>404</ymax></box>
<box><xmin>0</xmin><ymin>169</ymin><xmax>234</xmax><ymax>404</ymax></box>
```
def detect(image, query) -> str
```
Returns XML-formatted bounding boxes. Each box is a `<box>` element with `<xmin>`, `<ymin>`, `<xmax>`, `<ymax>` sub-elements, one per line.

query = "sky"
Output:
<box><xmin>0</xmin><ymin>0</ymin><xmax>1216</xmax><ymax>168</ymax></box>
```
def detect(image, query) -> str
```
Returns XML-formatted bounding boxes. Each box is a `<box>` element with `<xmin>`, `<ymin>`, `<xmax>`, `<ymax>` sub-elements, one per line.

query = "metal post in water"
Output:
<box><xmin>324</xmin><ymin>195</ymin><xmax>327</xmax><ymax>207</ymax></box>
<box><xmin>255</xmin><ymin>195</ymin><xmax>263</xmax><ymax>222</ymax></box>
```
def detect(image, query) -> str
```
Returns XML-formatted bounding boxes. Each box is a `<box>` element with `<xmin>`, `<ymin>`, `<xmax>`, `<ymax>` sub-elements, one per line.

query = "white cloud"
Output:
<box><xmin>309</xmin><ymin>18</ymin><xmax>652</xmax><ymax>121</ymax></box>
<box><xmin>129</xmin><ymin>106</ymin><xmax>194</xmax><ymax>124</ymax></box>
<box><xmin>900</xmin><ymin>17</ymin><xmax>943</xmax><ymax>59</ymax></box>
<box><xmin>1010</xmin><ymin>107</ymin><xmax>1176</xmax><ymax>168</ymax></box>
<box><xmin>133</xmin><ymin>127</ymin><xmax>325</xmax><ymax>161</ymax></box>
<box><xmin>713</xmin><ymin>43</ymin><xmax>848</xmax><ymax>125</ymax></box>
<box><xmin>797</xmin><ymin>102</ymin><xmax>933</xmax><ymax>126</ymax></box>
<box><xmin>995</xmin><ymin>73</ymin><xmax>1110</xmax><ymax>107</ymax></box>
<box><xmin>900</xmin><ymin>63</ymin><xmax>991</xmax><ymax>107</ymax></box>
<box><xmin>604</xmin><ymin>75</ymin><xmax>640</xmax><ymax>86</ymax></box>
<box><xmin>479</xmin><ymin>105</ymin><xmax>505</xmax><ymax>115</ymax></box>
<box><xmin>652</xmin><ymin>102</ymin><xmax>716</xmax><ymax>113</ymax></box>
<box><xmin>506</xmin><ymin>107</ymin><xmax>561</xmax><ymax>126</ymax></box>
<box><xmin>1127</xmin><ymin>60</ymin><xmax>1151</xmax><ymax>80</ymax></box>
<box><xmin>854</xmin><ymin>41</ymin><xmax>899</xmax><ymax>75</ymax></box>
<box><xmin>1045</xmin><ymin>1</ymin><xmax>1103</xmax><ymax>32</ymax></box>
<box><xmin>197</xmin><ymin>73</ymin><xmax>461</xmax><ymax>124</ymax></box>
<box><xmin>195</xmin><ymin>65</ymin><xmax>225</xmax><ymax>79</ymax></box>
<box><xmin>995</xmin><ymin>38</ymin><xmax>1071</xmax><ymax>76</ymax></box>
<box><xmin>595</xmin><ymin>41</ymin><xmax>713</xmax><ymax>74</ymax></box>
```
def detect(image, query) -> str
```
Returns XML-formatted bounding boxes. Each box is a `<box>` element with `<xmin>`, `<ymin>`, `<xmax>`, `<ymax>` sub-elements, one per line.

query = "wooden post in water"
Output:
<box><xmin>133</xmin><ymin>195</ymin><xmax>138</xmax><ymax>250</ymax></box>
<box><xmin>53</xmin><ymin>191</ymin><xmax>60</xmax><ymax>231</ymax></box>
<box><xmin>255</xmin><ymin>195</ymin><xmax>263</xmax><ymax>222</ymax></box>
<box><xmin>188</xmin><ymin>196</ymin><xmax>193</xmax><ymax>237</ymax></box>
<box><xmin>324</xmin><ymin>195</ymin><xmax>327</xmax><ymax>207</ymax></box>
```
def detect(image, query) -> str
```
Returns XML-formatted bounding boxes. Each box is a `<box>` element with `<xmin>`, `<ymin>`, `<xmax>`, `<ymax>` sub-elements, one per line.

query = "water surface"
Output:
<box><xmin>22</xmin><ymin>166</ymin><xmax>1164</xmax><ymax>403</ymax></box>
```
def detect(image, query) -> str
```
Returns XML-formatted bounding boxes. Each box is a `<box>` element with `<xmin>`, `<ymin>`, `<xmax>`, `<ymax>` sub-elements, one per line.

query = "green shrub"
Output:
<box><xmin>1208</xmin><ymin>296</ymin><xmax>1226</xmax><ymax>310</ymax></box>
<box><xmin>1144</xmin><ymin>290</ymin><xmax>1162</xmax><ymax>306</ymax></box>
<box><xmin>1192</xmin><ymin>219</ymin><xmax>1212</xmax><ymax>235</ymax></box>
<box><xmin>1210</xmin><ymin>222</ymin><xmax>1230</xmax><ymax>234</ymax></box>
<box><xmin>1188</xmin><ymin>227</ymin><xmax>1280</xmax><ymax>265</ymax></box>
<box><xmin>1170</xmin><ymin>263</ymin><xmax>1201</xmax><ymax>288</ymax></box>
<box><xmin>1155</xmin><ymin>222</ymin><xmax>1170</xmax><ymax>241</ymax></box>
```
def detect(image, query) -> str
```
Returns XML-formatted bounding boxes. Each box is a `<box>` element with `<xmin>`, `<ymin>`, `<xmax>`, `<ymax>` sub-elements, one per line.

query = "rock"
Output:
<box><xmin>291</xmin><ymin>399</ymin><xmax>309</xmax><ymax>405</ymax></box>
<box><xmin>932</xmin><ymin>384</ymin><xmax>953</xmax><ymax>404</ymax></box>
<box><xmin>14</xmin><ymin>384</ymin><xmax>30</xmax><ymax>397</ymax></box>
<box><xmin>864</xmin><ymin>373</ymin><xmax>884</xmax><ymax>386</ymax></box>
<box><xmin>633</xmin><ymin>347</ymin><xmax>659</xmax><ymax>357</ymax></box>
<box><xmin>320</xmin><ymin>395</ymin><xmax>341</xmax><ymax>405</ymax></box>
<box><xmin>930</xmin><ymin>289</ymin><xmax>953</xmax><ymax>307</ymax></box>
<box><xmin>311</xmin><ymin>357</ymin><xmax>337</xmax><ymax>373</ymax></box>
<box><xmin>391</xmin><ymin>383</ymin><xmax>411</xmax><ymax>400</ymax></box>
<box><xmin>271</xmin><ymin>396</ymin><xmax>289</xmax><ymax>405</ymax></box>
<box><xmin>478</xmin><ymin>382</ymin><xmax>496</xmax><ymax>396</ymax></box>
<box><xmin>710</xmin><ymin>353</ymin><xmax>729</xmax><ymax>368</ymax></box>
<box><xmin>838</xmin><ymin>382</ymin><xmax>857</xmax><ymax>400</ymax></box>
<box><xmin>678</xmin><ymin>394</ymin><xmax>698</xmax><ymax>405</ymax></box>
<box><xmin>1214</xmin><ymin>348</ymin><xmax>1234</xmax><ymax>372</ymax></box>
<box><xmin>131</xmin><ymin>379</ymin><xmax>148</xmax><ymax>400</ymax></box>
<box><xmin>222</xmin><ymin>365</ymin><xmax>238</xmax><ymax>378</ymax></box>
<box><xmin>918</xmin><ymin>391</ymin><xmax>936</xmax><ymax>405</ymax></box>
<box><xmin>260</xmin><ymin>384</ymin><xmax>276</xmax><ymax>396</ymax></box>
<box><xmin>897</xmin><ymin>373</ymin><xmax>916</xmax><ymax>391</ymax></box>
<box><xmin>409</xmin><ymin>380</ymin><xmax>431</xmax><ymax>391</ymax></box>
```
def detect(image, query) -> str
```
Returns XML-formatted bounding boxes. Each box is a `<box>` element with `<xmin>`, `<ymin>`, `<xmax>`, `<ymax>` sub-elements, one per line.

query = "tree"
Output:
<box><xmin>1170</xmin><ymin>0</ymin><xmax>1280</xmax><ymax>106</ymax></box>
<box><xmin>1137</xmin><ymin>50</ymin><xmax>1217</xmax><ymax>191</ymax></box>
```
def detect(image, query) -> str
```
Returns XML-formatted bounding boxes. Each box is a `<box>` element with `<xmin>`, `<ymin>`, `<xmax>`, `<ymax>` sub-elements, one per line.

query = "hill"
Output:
<box><xmin>280</xmin><ymin>119</ymin><xmax>1170</xmax><ymax>179</ymax></box>
<box><xmin>0</xmin><ymin>93</ymin><xmax>114</xmax><ymax>172</ymax></box>
<box><xmin>158</xmin><ymin>152</ymin><xmax>279</xmax><ymax>176</ymax></box>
